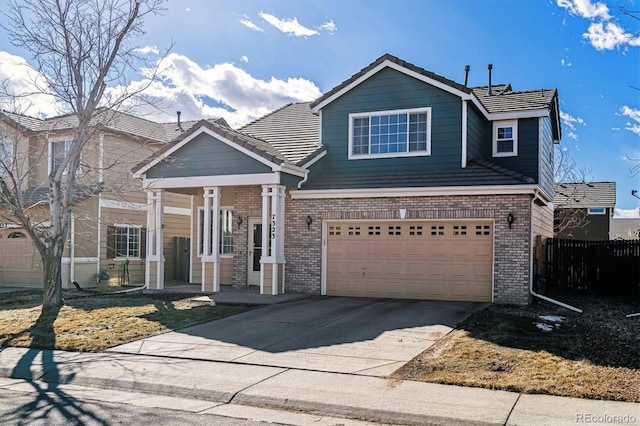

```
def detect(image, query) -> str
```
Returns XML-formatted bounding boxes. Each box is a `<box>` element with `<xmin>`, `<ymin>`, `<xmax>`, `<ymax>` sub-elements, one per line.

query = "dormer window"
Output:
<box><xmin>349</xmin><ymin>107</ymin><xmax>431</xmax><ymax>159</ymax></box>
<box><xmin>492</xmin><ymin>120</ymin><xmax>518</xmax><ymax>157</ymax></box>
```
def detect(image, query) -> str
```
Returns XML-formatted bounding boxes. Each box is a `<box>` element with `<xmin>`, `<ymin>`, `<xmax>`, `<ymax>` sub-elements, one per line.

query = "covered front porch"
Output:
<box><xmin>131</xmin><ymin>121</ymin><xmax>308</xmax><ymax>296</ymax></box>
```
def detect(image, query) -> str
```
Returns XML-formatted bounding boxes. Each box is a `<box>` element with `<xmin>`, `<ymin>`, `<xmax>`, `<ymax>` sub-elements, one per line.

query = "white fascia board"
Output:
<box><xmin>311</xmin><ymin>60</ymin><xmax>471</xmax><ymax>114</ymax></box>
<box><xmin>487</xmin><ymin>109</ymin><xmax>550</xmax><ymax>121</ymax></box>
<box><xmin>275</xmin><ymin>162</ymin><xmax>307</xmax><ymax>177</ymax></box>
<box><xmin>143</xmin><ymin>173</ymin><xmax>281</xmax><ymax>190</ymax></box>
<box><xmin>300</xmin><ymin>149</ymin><xmax>327</xmax><ymax>169</ymax></box>
<box><xmin>290</xmin><ymin>185</ymin><xmax>541</xmax><ymax>200</ymax></box>
<box><xmin>99</xmin><ymin>198</ymin><xmax>190</xmax><ymax>216</ymax></box>
<box><xmin>62</xmin><ymin>257</ymin><xmax>99</xmax><ymax>264</ymax></box>
<box><xmin>133</xmin><ymin>126</ymin><xmax>283</xmax><ymax>178</ymax></box>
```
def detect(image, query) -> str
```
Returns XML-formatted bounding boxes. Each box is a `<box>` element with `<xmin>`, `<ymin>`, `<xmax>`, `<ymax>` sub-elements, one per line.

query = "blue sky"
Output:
<box><xmin>0</xmin><ymin>0</ymin><xmax>638</xmax><ymax>213</ymax></box>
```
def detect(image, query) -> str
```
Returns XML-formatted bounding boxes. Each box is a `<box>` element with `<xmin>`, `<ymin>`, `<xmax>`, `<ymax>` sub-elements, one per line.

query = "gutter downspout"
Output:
<box><xmin>530</xmin><ymin>190</ymin><xmax>582</xmax><ymax>313</ymax></box>
<box><xmin>70</xmin><ymin>213</ymin><xmax>75</xmax><ymax>287</ymax></box>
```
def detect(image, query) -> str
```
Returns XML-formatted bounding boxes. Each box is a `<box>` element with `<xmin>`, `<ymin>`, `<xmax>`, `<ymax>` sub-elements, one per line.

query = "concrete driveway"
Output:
<box><xmin>110</xmin><ymin>297</ymin><xmax>486</xmax><ymax>377</ymax></box>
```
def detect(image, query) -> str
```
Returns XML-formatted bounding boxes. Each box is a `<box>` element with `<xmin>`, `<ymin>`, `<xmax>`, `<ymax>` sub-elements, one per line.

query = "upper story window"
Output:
<box><xmin>349</xmin><ymin>107</ymin><xmax>431</xmax><ymax>159</ymax></box>
<box><xmin>49</xmin><ymin>139</ymin><xmax>81</xmax><ymax>174</ymax></box>
<box><xmin>0</xmin><ymin>137</ymin><xmax>14</xmax><ymax>175</ymax></box>
<box><xmin>492</xmin><ymin>120</ymin><xmax>518</xmax><ymax>157</ymax></box>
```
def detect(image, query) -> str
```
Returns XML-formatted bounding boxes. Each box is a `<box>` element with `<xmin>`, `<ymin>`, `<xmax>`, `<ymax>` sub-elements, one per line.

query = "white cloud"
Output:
<box><xmin>556</xmin><ymin>0</ymin><xmax>610</xmax><ymax>20</ymax></box>
<box><xmin>0</xmin><ymin>51</ymin><xmax>321</xmax><ymax>129</ymax></box>
<box><xmin>320</xmin><ymin>19</ymin><xmax>337</xmax><ymax>34</ymax></box>
<box><xmin>567</xmin><ymin>131</ymin><xmax>579</xmax><ymax>140</ymax></box>
<box><xmin>259</xmin><ymin>12</ymin><xmax>319</xmax><ymax>37</ymax></box>
<box><xmin>133</xmin><ymin>45</ymin><xmax>159</xmax><ymax>55</ymax></box>
<box><xmin>620</xmin><ymin>106</ymin><xmax>640</xmax><ymax>135</ymax></box>
<box><xmin>239</xmin><ymin>17</ymin><xmax>264</xmax><ymax>32</ymax></box>
<box><xmin>560</xmin><ymin>59</ymin><xmax>572</xmax><ymax>67</ymax></box>
<box><xmin>185</xmin><ymin>7</ymin><xmax>191</xmax><ymax>12</ymax></box>
<box><xmin>584</xmin><ymin>21</ymin><xmax>640</xmax><ymax>50</ymax></box>
<box><xmin>614</xmin><ymin>208</ymin><xmax>640</xmax><ymax>218</ymax></box>
<box><xmin>108</xmin><ymin>52</ymin><xmax>322</xmax><ymax>127</ymax></box>
<box><xmin>240</xmin><ymin>55</ymin><xmax>249</xmax><ymax>63</ymax></box>
<box><xmin>0</xmin><ymin>51</ymin><xmax>61</xmax><ymax>118</ymax></box>
<box><xmin>560</xmin><ymin>111</ymin><xmax>586</xmax><ymax>130</ymax></box>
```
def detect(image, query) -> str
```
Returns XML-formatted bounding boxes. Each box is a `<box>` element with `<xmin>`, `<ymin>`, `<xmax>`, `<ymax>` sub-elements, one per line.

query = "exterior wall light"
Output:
<box><xmin>236</xmin><ymin>215</ymin><xmax>243</xmax><ymax>227</ymax></box>
<box><xmin>306</xmin><ymin>215</ymin><xmax>313</xmax><ymax>230</ymax></box>
<box><xmin>507</xmin><ymin>213</ymin><xmax>514</xmax><ymax>229</ymax></box>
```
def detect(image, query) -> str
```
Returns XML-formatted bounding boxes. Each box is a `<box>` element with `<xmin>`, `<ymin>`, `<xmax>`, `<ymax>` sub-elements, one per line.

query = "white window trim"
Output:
<box><xmin>348</xmin><ymin>107</ymin><xmax>432</xmax><ymax>160</ymax></box>
<box><xmin>113</xmin><ymin>223</ymin><xmax>142</xmax><ymax>260</ymax></box>
<box><xmin>48</xmin><ymin>139</ymin><xmax>82</xmax><ymax>175</ymax></box>
<box><xmin>492</xmin><ymin>120</ymin><xmax>518</xmax><ymax>157</ymax></box>
<box><xmin>587</xmin><ymin>207</ymin><xmax>606</xmax><ymax>215</ymax></box>
<box><xmin>197</xmin><ymin>206</ymin><xmax>234</xmax><ymax>258</ymax></box>
<box><xmin>0</xmin><ymin>137</ymin><xmax>14</xmax><ymax>173</ymax></box>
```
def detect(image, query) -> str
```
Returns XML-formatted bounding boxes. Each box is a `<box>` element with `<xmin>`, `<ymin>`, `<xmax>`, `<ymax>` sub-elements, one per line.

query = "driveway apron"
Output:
<box><xmin>110</xmin><ymin>297</ymin><xmax>485</xmax><ymax>377</ymax></box>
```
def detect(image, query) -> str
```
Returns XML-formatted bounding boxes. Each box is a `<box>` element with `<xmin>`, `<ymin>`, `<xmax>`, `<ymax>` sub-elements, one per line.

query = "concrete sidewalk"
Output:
<box><xmin>0</xmin><ymin>347</ymin><xmax>637</xmax><ymax>425</ymax></box>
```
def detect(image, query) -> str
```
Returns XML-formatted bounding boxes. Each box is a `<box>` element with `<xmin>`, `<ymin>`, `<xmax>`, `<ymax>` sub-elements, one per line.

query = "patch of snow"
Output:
<box><xmin>538</xmin><ymin>315</ymin><xmax>566</xmax><ymax>323</ymax></box>
<box><xmin>535</xmin><ymin>322</ymin><xmax>554</xmax><ymax>332</ymax></box>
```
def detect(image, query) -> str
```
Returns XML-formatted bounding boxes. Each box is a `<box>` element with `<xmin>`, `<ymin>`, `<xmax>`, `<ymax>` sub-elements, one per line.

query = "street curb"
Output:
<box><xmin>230</xmin><ymin>393</ymin><xmax>502</xmax><ymax>426</ymax></box>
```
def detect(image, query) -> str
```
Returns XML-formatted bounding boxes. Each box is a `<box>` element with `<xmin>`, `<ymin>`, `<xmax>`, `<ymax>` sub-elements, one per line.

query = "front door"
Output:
<box><xmin>248</xmin><ymin>218</ymin><xmax>262</xmax><ymax>285</ymax></box>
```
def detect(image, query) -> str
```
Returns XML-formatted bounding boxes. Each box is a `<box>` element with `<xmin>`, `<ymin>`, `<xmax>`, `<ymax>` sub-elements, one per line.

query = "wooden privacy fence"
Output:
<box><xmin>545</xmin><ymin>238</ymin><xmax>640</xmax><ymax>297</ymax></box>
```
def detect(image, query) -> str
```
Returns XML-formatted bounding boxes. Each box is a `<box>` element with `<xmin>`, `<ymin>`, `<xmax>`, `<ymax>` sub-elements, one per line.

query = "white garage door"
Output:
<box><xmin>326</xmin><ymin>221</ymin><xmax>493</xmax><ymax>302</ymax></box>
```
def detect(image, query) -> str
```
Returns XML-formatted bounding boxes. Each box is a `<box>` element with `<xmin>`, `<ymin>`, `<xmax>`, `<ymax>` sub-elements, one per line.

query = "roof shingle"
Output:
<box><xmin>553</xmin><ymin>182</ymin><xmax>616</xmax><ymax>208</ymax></box>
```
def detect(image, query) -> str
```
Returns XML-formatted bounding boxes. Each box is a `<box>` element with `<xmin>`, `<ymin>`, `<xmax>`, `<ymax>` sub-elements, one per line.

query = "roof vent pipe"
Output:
<box><xmin>464</xmin><ymin>65</ymin><xmax>470</xmax><ymax>87</ymax></box>
<box><xmin>487</xmin><ymin>64</ymin><xmax>493</xmax><ymax>96</ymax></box>
<box><xmin>176</xmin><ymin>111</ymin><xmax>183</xmax><ymax>132</ymax></box>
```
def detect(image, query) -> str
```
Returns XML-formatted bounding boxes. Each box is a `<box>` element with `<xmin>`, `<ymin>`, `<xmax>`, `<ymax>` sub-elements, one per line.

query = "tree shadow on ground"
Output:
<box><xmin>2</xmin><ymin>306</ymin><xmax>110</xmax><ymax>425</ymax></box>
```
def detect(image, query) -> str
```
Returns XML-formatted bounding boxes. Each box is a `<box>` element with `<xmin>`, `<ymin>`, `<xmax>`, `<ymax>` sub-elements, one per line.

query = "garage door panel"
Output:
<box><xmin>326</xmin><ymin>220</ymin><xmax>493</xmax><ymax>302</ymax></box>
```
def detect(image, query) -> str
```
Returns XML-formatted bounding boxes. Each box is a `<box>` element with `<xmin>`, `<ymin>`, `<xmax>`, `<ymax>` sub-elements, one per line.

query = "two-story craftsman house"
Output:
<box><xmin>133</xmin><ymin>54</ymin><xmax>561</xmax><ymax>304</ymax></box>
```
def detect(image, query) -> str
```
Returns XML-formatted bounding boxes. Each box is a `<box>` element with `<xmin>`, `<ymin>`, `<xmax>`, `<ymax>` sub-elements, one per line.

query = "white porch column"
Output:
<box><xmin>201</xmin><ymin>187</ymin><xmax>221</xmax><ymax>292</ymax></box>
<box><xmin>260</xmin><ymin>185</ymin><xmax>286</xmax><ymax>295</ymax></box>
<box><xmin>145</xmin><ymin>189</ymin><xmax>165</xmax><ymax>290</ymax></box>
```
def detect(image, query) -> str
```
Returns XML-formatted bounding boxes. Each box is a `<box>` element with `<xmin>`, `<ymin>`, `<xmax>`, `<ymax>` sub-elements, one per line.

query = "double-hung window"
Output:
<box><xmin>50</xmin><ymin>140</ymin><xmax>72</xmax><ymax>173</ymax></box>
<box><xmin>198</xmin><ymin>208</ymin><xmax>234</xmax><ymax>256</ymax></box>
<box><xmin>114</xmin><ymin>225</ymin><xmax>141</xmax><ymax>258</ymax></box>
<box><xmin>349</xmin><ymin>108</ymin><xmax>431</xmax><ymax>159</ymax></box>
<box><xmin>492</xmin><ymin>120</ymin><xmax>518</xmax><ymax>157</ymax></box>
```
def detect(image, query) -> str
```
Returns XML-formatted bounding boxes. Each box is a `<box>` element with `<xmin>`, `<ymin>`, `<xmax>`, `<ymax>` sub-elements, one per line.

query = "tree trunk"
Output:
<box><xmin>42</xmin><ymin>241</ymin><xmax>64</xmax><ymax>312</ymax></box>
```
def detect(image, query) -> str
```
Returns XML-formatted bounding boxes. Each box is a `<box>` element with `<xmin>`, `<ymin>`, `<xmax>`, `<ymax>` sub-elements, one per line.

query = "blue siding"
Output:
<box><xmin>320</xmin><ymin>67</ymin><xmax>463</xmax><ymax>176</ymax></box>
<box><xmin>466</xmin><ymin>104</ymin><xmax>488</xmax><ymax>161</ymax></box>
<box><xmin>146</xmin><ymin>132</ymin><xmax>272</xmax><ymax>179</ymax></box>
<box><xmin>539</xmin><ymin>117</ymin><xmax>555</xmax><ymax>197</ymax></box>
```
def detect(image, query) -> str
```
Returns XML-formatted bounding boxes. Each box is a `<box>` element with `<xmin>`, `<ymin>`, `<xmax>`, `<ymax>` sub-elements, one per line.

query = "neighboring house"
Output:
<box><xmin>132</xmin><ymin>54</ymin><xmax>562</xmax><ymax>305</ymax></box>
<box><xmin>610</xmin><ymin>217</ymin><xmax>640</xmax><ymax>240</ymax></box>
<box><xmin>553</xmin><ymin>182</ymin><xmax>616</xmax><ymax>240</ymax></box>
<box><xmin>0</xmin><ymin>108</ymin><xmax>226</xmax><ymax>288</ymax></box>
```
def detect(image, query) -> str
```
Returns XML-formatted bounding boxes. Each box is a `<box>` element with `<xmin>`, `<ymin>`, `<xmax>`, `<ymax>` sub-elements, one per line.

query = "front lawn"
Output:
<box><xmin>394</xmin><ymin>296</ymin><xmax>640</xmax><ymax>402</ymax></box>
<box><xmin>0</xmin><ymin>290</ymin><xmax>251</xmax><ymax>352</ymax></box>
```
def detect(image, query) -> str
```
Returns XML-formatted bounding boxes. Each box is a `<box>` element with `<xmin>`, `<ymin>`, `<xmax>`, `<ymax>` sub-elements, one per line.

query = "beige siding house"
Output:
<box><xmin>0</xmin><ymin>109</ymin><xmax>225</xmax><ymax>288</ymax></box>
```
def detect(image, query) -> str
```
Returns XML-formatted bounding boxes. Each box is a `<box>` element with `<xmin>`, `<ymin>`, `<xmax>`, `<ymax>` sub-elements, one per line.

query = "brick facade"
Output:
<box><xmin>230</xmin><ymin>186</ymin><xmax>536</xmax><ymax>305</ymax></box>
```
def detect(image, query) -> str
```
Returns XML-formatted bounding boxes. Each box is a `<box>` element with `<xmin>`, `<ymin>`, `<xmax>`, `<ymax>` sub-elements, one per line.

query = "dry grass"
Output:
<box><xmin>395</xmin><ymin>296</ymin><xmax>640</xmax><ymax>402</ymax></box>
<box><xmin>0</xmin><ymin>290</ymin><xmax>251</xmax><ymax>352</ymax></box>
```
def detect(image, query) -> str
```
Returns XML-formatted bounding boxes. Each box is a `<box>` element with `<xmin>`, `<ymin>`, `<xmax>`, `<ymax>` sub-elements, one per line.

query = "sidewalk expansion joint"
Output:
<box><xmin>226</xmin><ymin>368</ymin><xmax>291</xmax><ymax>407</ymax></box>
<box><xmin>503</xmin><ymin>393</ymin><xmax>521</xmax><ymax>425</ymax></box>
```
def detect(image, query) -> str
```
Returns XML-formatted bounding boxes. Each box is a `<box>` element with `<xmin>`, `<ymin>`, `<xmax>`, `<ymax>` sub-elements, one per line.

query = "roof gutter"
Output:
<box><xmin>529</xmin><ymin>190</ymin><xmax>582</xmax><ymax>313</ymax></box>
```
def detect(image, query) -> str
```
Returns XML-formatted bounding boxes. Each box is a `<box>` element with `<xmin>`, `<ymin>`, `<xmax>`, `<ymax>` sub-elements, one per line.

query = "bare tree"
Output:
<box><xmin>0</xmin><ymin>0</ymin><xmax>167</xmax><ymax>312</ymax></box>
<box><xmin>553</xmin><ymin>146</ymin><xmax>592</xmax><ymax>236</ymax></box>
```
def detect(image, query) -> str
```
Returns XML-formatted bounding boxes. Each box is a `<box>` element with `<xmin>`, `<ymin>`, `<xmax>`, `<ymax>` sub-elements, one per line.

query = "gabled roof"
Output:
<box><xmin>0</xmin><ymin>108</ymin><xmax>226</xmax><ymax>143</ymax></box>
<box><xmin>132</xmin><ymin>118</ymin><xmax>291</xmax><ymax>176</ymax></box>
<box><xmin>240</xmin><ymin>102</ymin><xmax>320</xmax><ymax>165</ymax></box>
<box><xmin>553</xmin><ymin>182</ymin><xmax>616</xmax><ymax>208</ymax></box>
<box><xmin>308</xmin><ymin>53</ymin><xmax>561</xmax><ymax>128</ymax></box>
<box><xmin>310</xmin><ymin>54</ymin><xmax>472</xmax><ymax>112</ymax></box>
